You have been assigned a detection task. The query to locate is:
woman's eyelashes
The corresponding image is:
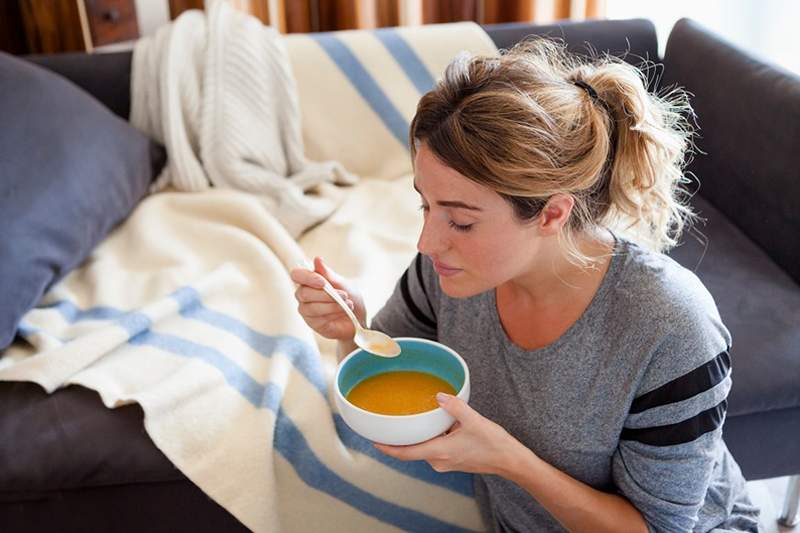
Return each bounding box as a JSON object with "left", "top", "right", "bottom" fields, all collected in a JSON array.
[
  {"left": 448, "top": 220, "right": 474, "bottom": 232},
  {"left": 418, "top": 204, "right": 474, "bottom": 232}
]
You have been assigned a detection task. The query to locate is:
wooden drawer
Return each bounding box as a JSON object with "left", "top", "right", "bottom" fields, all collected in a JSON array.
[{"left": 84, "top": 0, "right": 139, "bottom": 47}]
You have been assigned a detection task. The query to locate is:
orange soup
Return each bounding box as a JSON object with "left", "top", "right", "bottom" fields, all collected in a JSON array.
[{"left": 346, "top": 371, "right": 456, "bottom": 415}]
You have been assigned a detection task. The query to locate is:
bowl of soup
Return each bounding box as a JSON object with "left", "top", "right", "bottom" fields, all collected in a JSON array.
[{"left": 334, "top": 337, "right": 470, "bottom": 445}]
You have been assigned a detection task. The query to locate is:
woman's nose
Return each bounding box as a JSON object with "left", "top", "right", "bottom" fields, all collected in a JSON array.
[{"left": 417, "top": 218, "right": 446, "bottom": 256}]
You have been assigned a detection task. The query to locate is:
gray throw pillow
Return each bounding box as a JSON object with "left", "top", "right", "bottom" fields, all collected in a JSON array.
[{"left": 0, "top": 52, "right": 166, "bottom": 350}]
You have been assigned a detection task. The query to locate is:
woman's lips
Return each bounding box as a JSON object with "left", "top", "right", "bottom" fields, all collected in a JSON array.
[{"left": 433, "top": 261, "right": 461, "bottom": 277}]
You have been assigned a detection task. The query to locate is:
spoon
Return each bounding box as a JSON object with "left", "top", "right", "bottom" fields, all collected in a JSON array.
[{"left": 297, "top": 259, "right": 401, "bottom": 358}]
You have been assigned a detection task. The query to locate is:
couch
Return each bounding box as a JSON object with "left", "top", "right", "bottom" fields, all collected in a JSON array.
[{"left": 1, "top": 17, "right": 798, "bottom": 532}]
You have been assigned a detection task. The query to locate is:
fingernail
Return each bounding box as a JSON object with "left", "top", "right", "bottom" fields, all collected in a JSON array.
[{"left": 436, "top": 392, "right": 450, "bottom": 404}]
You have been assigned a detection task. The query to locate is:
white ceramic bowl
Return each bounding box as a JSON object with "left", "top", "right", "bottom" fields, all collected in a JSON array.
[{"left": 334, "top": 337, "right": 470, "bottom": 445}]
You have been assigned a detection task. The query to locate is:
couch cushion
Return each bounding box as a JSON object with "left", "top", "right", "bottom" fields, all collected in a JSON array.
[
  {"left": 0, "top": 383, "right": 247, "bottom": 531},
  {"left": 0, "top": 52, "right": 166, "bottom": 350},
  {"left": 663, "top": 18, "right": 800, "bottom": 285},
  {"left": 668, "top": 194, "right": 800, "bottom": 417},
  {"left": 0, "top": 382, "right": 180, "bottom": 495}
]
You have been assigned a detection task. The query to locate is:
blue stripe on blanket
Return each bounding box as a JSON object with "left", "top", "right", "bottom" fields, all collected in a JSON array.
[
  {"left": 33, "top": 293, "right": 475, "bottom": 500},
  {"left": 172, "top": 287, "right": 327, "bottom": 394},
  {"left": 332, "top": 413, "right": 473, "bottom": 496},
  {"left": 129, "top": 329, "right": 474, "bottom": 532},
  {"left": 171, "top": 288, "right": 473, "bottom": 498},
  {"left": 275, "top": 407, "right": 475, "bottom": 533},
  {"left": 129, "top": 330, "right": 284, "bottom": 410},
  {"left": 16, "top": 322, "right": 40, "bottom": 337},
  {"left": 17, "top": 321, "right": 69, "bottom": 343},
  {"left": 38, "top": 300, "right": 151, "bottom": 337},
  {"left": 310, "top": 33, "right": 410, "bottom": 149},
  {"left": 374, "top": 28, "right": 436, "bottom": 94}
]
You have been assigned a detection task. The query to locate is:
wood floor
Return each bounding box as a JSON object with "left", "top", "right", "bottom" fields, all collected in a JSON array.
[{"left": 749, "top": 476, "right": 798, "bottom": 532}]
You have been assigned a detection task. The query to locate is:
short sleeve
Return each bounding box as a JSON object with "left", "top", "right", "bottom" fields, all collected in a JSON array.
[
  {"left": 370, "top": 253, "right": 440, "bottom": 341},
  {"left": 612, "top": 302, "right": 733, "bottom": 532}
]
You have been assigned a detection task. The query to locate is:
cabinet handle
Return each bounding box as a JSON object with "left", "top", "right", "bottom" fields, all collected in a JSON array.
[{"left": 103, "top": 9, "right": 121, "bottom": 22}]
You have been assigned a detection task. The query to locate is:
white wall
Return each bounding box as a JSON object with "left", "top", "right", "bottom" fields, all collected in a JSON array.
[
  {"left": 606, "top": 0, "right": 800, "bottom": 74},
  {"left": 135, "top": 0, "right": 171, "bottom": 36}
]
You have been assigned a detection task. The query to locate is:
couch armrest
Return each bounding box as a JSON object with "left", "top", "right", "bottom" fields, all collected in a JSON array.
[
  {"left": 663, "top": 18, "right": 800, "bottom": 284},
  {"left": 24, "top": 51, "right": 133, "bottom": 120}
]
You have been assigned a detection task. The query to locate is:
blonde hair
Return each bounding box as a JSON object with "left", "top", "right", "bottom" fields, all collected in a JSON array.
[{"left": 409, "top": 38, "right": 696, "bottom": 267}]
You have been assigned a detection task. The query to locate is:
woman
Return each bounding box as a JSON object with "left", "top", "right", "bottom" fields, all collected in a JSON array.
[{"left": 291, "top": 39, "right": 759, "bottom": 532}]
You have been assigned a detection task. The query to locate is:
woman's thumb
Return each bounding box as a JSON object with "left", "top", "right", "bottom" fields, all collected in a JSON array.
[
  {"left": 436, "top": 393, "right": 475, "bottom": 423},
  {"left": 313, "top": 257, "right": 344, "bottom": 288}
]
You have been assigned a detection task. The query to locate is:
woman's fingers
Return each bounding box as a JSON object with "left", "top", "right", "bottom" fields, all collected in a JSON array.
[
  {"left": 290, "top": 268, "right": 326, "bottom": 289},
  {"left": 295, "top": 285, "right": 350, "bottom": 304},
  {"left": 306, "top": 313, "right": 355, "bottom": 338},
  {"left": 298, "top": 300, "right": 353, "bottom": 319},
  {"left": 313, "top": 257, "right": 347, "bottom": 289}
]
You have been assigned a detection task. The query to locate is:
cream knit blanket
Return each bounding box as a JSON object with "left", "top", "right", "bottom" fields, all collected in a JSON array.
[{"left": 130, "top": 1, "right": 357, "bottom": 237}]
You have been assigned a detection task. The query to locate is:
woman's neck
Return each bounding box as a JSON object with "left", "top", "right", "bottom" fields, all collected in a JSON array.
[
  {"left": 494, "top": 230, "right": 616, "bottom": 350},
  {"left": 500, "top": 229, "right": 615, "bottom": 309}
]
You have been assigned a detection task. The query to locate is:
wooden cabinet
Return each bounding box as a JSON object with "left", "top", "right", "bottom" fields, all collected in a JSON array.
[
  {"left": 0, "top": 0, "right": 140, "bottom": 54},
  {"left": 83, "top": 0, "right": 140, "bottom": 47}
]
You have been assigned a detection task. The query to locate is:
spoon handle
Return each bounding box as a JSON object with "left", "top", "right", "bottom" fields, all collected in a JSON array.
[
  {"left": 320, "top": 279, "right": 362, "bottom": 331},
  {"left": 293, "top": 257, "right": 362, "bottom": 332}
]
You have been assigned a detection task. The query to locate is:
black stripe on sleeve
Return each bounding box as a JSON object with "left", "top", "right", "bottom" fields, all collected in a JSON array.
[
  {"left": 413, "top": 254, "right": 436, "bottom": 318},
  {"left": 629, "top": 350, "right": 730, "bottom": 414},
  {"left": 400, "top": 269, "right": 437, "bottom": 330},
  {"left": 620, "top": 399, "right": 727, "bottom": 447}
]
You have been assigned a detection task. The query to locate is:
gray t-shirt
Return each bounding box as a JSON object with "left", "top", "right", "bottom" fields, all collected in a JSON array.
[{"left": 371, "top": 238, "right": 760, "bottom": 532}]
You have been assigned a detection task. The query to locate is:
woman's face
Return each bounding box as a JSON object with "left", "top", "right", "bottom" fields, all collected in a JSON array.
[{"left": 414, "top": 143, "right": 544, "bottom": 298}]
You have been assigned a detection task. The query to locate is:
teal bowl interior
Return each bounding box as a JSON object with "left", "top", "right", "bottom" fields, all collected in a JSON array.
[{"left": 338, "top": 338, "right": 465, "bottom": 399}]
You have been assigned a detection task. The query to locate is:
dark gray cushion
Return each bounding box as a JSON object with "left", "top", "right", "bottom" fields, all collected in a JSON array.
[
  {"left": 669, "top": 194, "right": 800, "bottom": 479},
  {"left": 670, "top": 195, "right": 800, "bottom": 416},
  {"left": 663, "top": 18, "right": 800, "bottom": 285},
  {"left": 0, "top": 52, "right": 166, "bottom": 350},
  {"left": 0, "top": 382, "right": 248, "bottom": 532}
]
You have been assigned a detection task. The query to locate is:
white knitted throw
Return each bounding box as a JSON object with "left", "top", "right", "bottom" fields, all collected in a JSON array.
[{"left": 130, "top": 1, "right": 357, "bottom": 237}]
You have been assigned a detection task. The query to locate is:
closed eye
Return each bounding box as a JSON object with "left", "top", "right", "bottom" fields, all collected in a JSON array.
[
  {"left": 420, "top": 203, "right": 474, "bottom": 232},
  {"left": 448, "top": 221, "right": 473, "bottom": 232}
]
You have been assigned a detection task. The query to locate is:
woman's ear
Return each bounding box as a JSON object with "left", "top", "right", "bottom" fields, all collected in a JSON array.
[{"left": 537, "top": 193, "right": 575, "bottom": 235}]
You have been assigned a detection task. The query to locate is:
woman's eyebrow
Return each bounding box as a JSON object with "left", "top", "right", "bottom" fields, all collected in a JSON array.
[{"left": 413, "top": 181, "right": 484, "bottom": 212}]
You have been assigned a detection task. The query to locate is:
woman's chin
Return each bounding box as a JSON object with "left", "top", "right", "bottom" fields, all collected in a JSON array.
[{"left": 439, "top": 274, "right": 484, "bottom": 299}]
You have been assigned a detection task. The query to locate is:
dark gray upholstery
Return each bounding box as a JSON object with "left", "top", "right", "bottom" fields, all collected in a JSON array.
[
  {"left": 670, "top": 196, "right": 800, "bottom": 479},
  {"left": 25, "top": 52, "right": 134, "bottom": 121},
  {"left": 484, "top": 18, "right": 661, "bottom": 89},
  {"left": 0, "top": 381, "right": 248, "bottom": 532},
  {"left": 1, "top": 17, "right": 797, "bottom": 530},
  {"left": 662, "top": 19, "right": 800, "bottom": 480},
  {"left": 663, "top": 19, "right": 800, "bottom": 285}
]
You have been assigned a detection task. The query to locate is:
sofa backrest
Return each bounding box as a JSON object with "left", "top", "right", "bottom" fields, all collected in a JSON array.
[
  {"left": 25, "top": 18, "right": 659, "bottom": 124},
  {"left": 663, "top": 18, "right": 800, "bottom": 284},
  {"left": 484, "top": 18, "right": 659, "bottom": 68},
  {"left": 26, "top": 51, "right": 133, "bottom": 121}
]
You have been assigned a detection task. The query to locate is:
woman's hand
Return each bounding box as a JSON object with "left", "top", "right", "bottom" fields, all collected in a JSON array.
[
  {"left": 374, "top": 393, "right": 528, "bottom": 476},
  {"left": 290, "top": 257, "right": 367, "bottom": 342},
  {"left": 379, "top": 393, "right": 649, "bottom": 533}
]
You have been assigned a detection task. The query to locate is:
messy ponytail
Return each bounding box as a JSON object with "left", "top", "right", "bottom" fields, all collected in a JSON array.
[{"left": 410, "top": 37, "right": 695, "bottom": 267}]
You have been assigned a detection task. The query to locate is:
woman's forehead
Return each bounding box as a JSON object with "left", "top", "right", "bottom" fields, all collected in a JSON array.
[{"left": 413, "top": 145, "right": 492, "bottom": 198}]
